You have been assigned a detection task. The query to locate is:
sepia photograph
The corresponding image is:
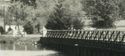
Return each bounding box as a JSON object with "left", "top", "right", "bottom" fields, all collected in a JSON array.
[{"left": 0, "top": 0, "right": 125, "bottom": 56}]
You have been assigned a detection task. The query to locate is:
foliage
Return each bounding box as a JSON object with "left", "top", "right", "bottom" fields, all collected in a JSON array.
[
  {"left": 8, "top": 27, "right": 12, "bottom": 32},
  {"left": 0, "top": 9, "right": 5, "bottom": 17},
  {"left": 23, "top": 22, "right": 33, "bottom": 34},
  {"left": 45, "top": 1, "right": 84, "bottom": 30},
  {"left": 11, "top": 0, "right": 36, "bottom": 6},
  {"left": 7, "top": 1, "right": 43, "bottom": 33},
  {"left": 118, "top": 0, "right": 125, "bottom": 19},
  {"left": 4, "top": 1, "right": 28, "bottom": 25},
  {"left": 0, "top": 0, "right": 85, "bottom": 32},
  {"left": 0, "top": 26, "right": 4, "bottom": 34},
  {"left": 82, "top": 0, "right": 121, "bottom": 28}
]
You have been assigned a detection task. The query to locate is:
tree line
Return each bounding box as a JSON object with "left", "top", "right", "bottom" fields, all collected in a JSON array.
[{"left": 0, "top": 0, "right": 125, "bottom": 34}]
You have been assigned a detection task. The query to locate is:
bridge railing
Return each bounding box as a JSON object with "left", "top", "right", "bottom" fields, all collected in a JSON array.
[{"left": 43, "top": 30, "right": 125, "bottom": 43}]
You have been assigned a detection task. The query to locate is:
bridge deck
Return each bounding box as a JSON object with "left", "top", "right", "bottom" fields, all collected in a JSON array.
[
  {"left": 39, "top": 30, "right": 125, "bottom": 56},
  {"left": 44, "top": 30, "right": 125, "bottom": 43}
]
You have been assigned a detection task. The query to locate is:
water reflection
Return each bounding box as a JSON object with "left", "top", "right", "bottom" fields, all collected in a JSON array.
[
  {"left": 0, "top": 43, "right": 63, "bottom": 56},
  {"left": 0, "top": 43, "right": 39, "bottom": 50}
]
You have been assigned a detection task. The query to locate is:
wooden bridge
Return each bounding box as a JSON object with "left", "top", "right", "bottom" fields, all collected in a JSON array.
[
  {"left": 44, "top": 30, "right": 125, "bottom": 42},
  {"left": 39, "top": 30, "right": 125, "bottom": 56}
]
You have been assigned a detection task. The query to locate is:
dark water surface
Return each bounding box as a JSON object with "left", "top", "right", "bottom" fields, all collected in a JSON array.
[{"left": 1, "top": 40, "right": 124, "bottom": 56}]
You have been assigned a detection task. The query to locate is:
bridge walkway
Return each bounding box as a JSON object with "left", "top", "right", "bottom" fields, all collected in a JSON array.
[{"left": 44, "top": 30, "right": 125, "bottom": 43}]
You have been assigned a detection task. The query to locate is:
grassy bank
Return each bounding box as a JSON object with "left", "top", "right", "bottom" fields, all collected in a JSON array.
[
  {"left": 0, "top": 36, "right": 19, "bottom": 44},
  {"left": 0, "top": 35, "right": 41, "bottom": 44}
]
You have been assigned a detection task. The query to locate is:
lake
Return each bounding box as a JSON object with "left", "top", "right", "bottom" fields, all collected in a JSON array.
[{"left": 0, "top": 42, "right": 64, "bottom": 56}]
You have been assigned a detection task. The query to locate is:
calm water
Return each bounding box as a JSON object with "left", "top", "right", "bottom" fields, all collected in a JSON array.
[
  {"left": 0, "top": 42, "right": 64, "bottom": 56},
  {"left": 1, "top": 40, "right": 122, "bottom": 56}
]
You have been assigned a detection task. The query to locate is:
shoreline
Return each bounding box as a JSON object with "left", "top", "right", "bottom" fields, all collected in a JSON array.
[
  {"left": 0, "top": 50, "right": 57, "bottom": 56},
  {"left": 0, "top": 35, "right": 41, "bottom": 44}
]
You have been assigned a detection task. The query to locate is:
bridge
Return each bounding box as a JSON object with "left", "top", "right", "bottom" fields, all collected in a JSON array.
[
  {"left": 44, "top": 30, "right": 125, "bottom": 42},
  {"left": 39, "top": 30, "right": 125, "bottom": 56}
]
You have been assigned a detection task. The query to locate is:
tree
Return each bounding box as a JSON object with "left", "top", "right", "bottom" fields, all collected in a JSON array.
[
  {"left": 23, "top": 22, "right": 33, "bottom": 34},
  {"left": 10, "top": 0, "right": 55, "bottom": 33},
  {"left": 82, "top": 0, "right": 121, "bottom": 28},
  {"left": 6, "top": 1, "right": 28, "bottom": 34},
  {"left": 45, "top": 1, "right": 84, "bottom": 30},
  {"left": 11, "top": 0, "right": 36, "bottom": 6},
  {"left": 118, "top": 0, "right": 125, "bottom": 19},
  {"left": 9, "top": 0, "right": 55, "bottom": 33},
  {"left": 0, "top": 26, "right": 4, "bottom": 34},
  {"left": 9, "top": 0, "right": 41, "bottom": 33}
]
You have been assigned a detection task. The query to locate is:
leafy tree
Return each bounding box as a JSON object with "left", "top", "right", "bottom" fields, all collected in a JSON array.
[
  {"left": 6, "top": 1, "right": 28, "bottom": 34},
  {"left": 118, "top": 0, "right": 125, "bottom": 19},
  {"left": 0, "top": 9, "right": 5, "bottom": 17},
  {"left": 0, "top": 1, "right": 27, "bottom": 33},
  {"left": 45, "top": 1, "right": 84, "bottom": 30},
  {"left": 8, "top": 1, "right": 40, "bottom": 33},
  {"left": 0, "top": 26, "right": 4, "bottom": 34},
  {"left": 82, "top": 0, "right": 121, "bottom": 28},
  {"left": 23, "top": 22, "right": 33, "bottom": 34},
  {"left": 11, "top": 0, "right": 36, "bottom": 6}
]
